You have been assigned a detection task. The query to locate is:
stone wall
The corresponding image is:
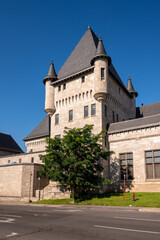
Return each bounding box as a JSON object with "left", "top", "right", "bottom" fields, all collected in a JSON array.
[
  {"left": 51, "top": 70, "right": 103, "bottom": 138},
  {"left": 25, "top": 137, "right": 46, "bottom": 153},
  {"left": 0, "top": 151, "right": 45, "bottom": 165},
  {"left": 108, "top": 125, "right": 160, "bottom": 192}
]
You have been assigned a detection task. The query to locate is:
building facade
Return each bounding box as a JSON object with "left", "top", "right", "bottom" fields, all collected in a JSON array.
[{"left": 0, "top": 26, "right": 160, "bottom": 201}]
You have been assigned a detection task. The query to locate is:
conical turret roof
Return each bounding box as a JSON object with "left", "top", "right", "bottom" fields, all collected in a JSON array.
[
  {"left": 127, "top": 76, "right": 138, "bottom": 97},
  {"left": 96, "top": 37, "right": 107, "bottom": 55},
  {"left": 43, "top": 60, "right": 57, "bottom": 84},
  {"left": 91, "top": 36, "right": 111, "bottom": 65}
]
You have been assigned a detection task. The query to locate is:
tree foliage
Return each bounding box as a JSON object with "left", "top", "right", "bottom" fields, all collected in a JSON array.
[{"left": 40, "top": 125, "right": 112, "bottom": 200}]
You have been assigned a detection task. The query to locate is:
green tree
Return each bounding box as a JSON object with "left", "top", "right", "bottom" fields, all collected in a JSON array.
[{"left": 40, "top": 125, "right": 111, "bottom": 200}]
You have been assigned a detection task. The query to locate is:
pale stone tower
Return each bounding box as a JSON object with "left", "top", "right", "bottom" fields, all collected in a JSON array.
[
  {"left": 91, "top": 37, "right": 111, "bottom": 103},
  {"left": 43, "top": 60, "right": 57, "bottom": 116}
]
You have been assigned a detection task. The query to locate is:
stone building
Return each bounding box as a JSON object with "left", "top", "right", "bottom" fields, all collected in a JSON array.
[{"left": 0, "top": 26, "right": 160, "bottom": 201}]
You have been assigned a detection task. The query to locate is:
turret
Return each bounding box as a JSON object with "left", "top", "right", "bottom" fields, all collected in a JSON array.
[
  {"left": 91, "top": 37, "right": 111, "bottom": 102},
  {"left": 127, "top": 76, "right": 138, "bottom": 98},
  {"left": 43, "top": 60, "right": 57, "bottom": 116},
  {"left": 127, "top": 76, "right": 138, "bottom": 118}
]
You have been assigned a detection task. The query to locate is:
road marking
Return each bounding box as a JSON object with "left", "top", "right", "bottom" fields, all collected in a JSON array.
[
  {"left": 0, "top": 214, "right": 21, "bottom": 218},
  {"left": 114, "top": 216, "right": 160, "bottom": 222},
  {"left": 94, "top": 225, "right": 160, "bottom": 234},
  {"left": 6, "top": 232, "right": 18, "bottom": 238},
  {"left": 52, "top": 209, "right": 82, "bottom": 212},
  {"left": 0, "top": 217, "right": 15, "bottom": 223}
]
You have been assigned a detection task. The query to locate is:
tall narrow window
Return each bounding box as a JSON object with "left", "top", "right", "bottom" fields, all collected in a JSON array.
[
  {"left": 55, "top": 114, "right": 59, "bottom": 125},
  {"left": 69, "top": 110, "right": 73, "bottom": 121},
  {"left": 84, "top": 106, "right": 89, "bottom": 118},
  {"left": 101, "top": 68, "right": 105, "bottom": 79},
  {"left": 58, "top": 85, "right": 61, "bottom": 92},
  {"left": 116, "top": 114, "right": 119, "bottom": 122},
  {"left": 145, "top": 150, "right": 160, "bottom": 179},
  {"left": 112, "top": 111, "right": 115, "bottom": 122},
  {"left": 31, "top": 157, "right": 34, "bottom": 163},
  {"left": 91, "top": 104, "right": 96, "bottom": 116},
  {"left": 63, "top": 83, "right": 66, "bottom": 90},
  {"left": 81, "top": 76, "right": 85, "bottom": 83},
  {"left": 120, "top": 153, "right": 133, "bottom": 180},
  {"left": 104, "top": 105, "right": 107, "bottom": 117}
]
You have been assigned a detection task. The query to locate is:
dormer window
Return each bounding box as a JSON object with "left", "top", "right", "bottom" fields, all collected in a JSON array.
[{"left": 101, "top": 68, "right": 105, "bottom": 80}]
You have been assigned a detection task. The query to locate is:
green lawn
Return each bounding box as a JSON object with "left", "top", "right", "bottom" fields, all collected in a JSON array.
[{"left": 33, "top": 192, "right": 160, "bottom": 208}]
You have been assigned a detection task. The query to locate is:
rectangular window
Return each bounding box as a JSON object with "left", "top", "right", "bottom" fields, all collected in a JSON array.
[
  {"left": 84, "top": 106, "right": 89, "bottom": 118},
  {"left": 145, "top": 150, "right": 160, "bottom": 179},
  {"left": 69, "top": 110, "right": 73, "bottom": 121},
  {"left": 55, "top": 135, "right": 61, "bottom": 139},
  {"left": 31, "top": 157, "right": 34, "bottom": 163},
  {"left": 55, "top": 114, "right": 59, "bottom": 125},
  {"left": 58, "top": 85, "right": 61, "bottom": 92},
  {"left": 63, "top": 83, "right": 66, "bottom": 90},
  {"left": 81, "top": 76, "right": 85, "bottom": 83},
  {"left": 19, "top": 159, "right": 21, "bottom": 163},
  {"left": 101, "top": 68, "right": 105, "bottom": 79},
  {"left": 91, "top": 104, "right": 96, "bottom": 116},
  {"left": 104, "top": 105, "right": 107, "bottom": 117},
  {"left": 119, "top": 153, "right": 133, "bottom": 180},
  {"left": 112, "top": 111, "right": 115, "bottom": 122},
  {"left": 116, "top": 114, "right": 119, "bottom": 122}
]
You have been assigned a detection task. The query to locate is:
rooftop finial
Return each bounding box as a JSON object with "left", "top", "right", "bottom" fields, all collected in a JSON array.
[
  {"left": 88, "top": 24, "right": 90, "bottom": 29},
  {"left": 51, "top": 59, "right": 53, "bottom": 63},
  {"left": 128, "top": 75, "right": 131, "bottom": 80},
  {"left": 99, "top": 35, "right": 102, "bottom": 40}
]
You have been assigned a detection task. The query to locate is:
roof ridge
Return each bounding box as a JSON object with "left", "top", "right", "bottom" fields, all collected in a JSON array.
[
  {"left": 110, "top": 113, "right": 160, "bottom": 126},
  {"left": 138, "top": 101, "right": 160, "bottom": 108}
]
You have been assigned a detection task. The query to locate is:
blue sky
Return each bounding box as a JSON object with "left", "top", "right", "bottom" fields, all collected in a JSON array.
[{"left": 0, "top": 0, "right": 160, "bottom": 151}]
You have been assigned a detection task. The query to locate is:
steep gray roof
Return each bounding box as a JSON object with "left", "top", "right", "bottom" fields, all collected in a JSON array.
[
  {"left": 23, "top": 115, "right": 50, "bottom": 141},
  {"left": 57, "top": 27, "right": 98, "bottom": 80},
  {"left": 108, "top": 63, "right": 126, "bottom": 89},
  {"left": 108, "top": 114, "right": 160, "bottom": 134},
  {"left": 0, "top": 133, "right": 23, "bottom": 153},
  {"left": 57, "top": 27, "right": 131, "bottom": 96},
  {"left": 136, "top": 102, "right": 160, "bottom": 118}
]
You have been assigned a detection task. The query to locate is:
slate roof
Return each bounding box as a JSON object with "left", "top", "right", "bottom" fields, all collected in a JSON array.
[
  {"left": 57, "top": 27, "right": 98, "bottom": 80},
  {"left": 0, "top": 133, "right": 23, "bottom": 153},
  {"left": 136, "top": 102, "right": 160, "bottom": 118},
  {"left": 43, "top": 60, "right": 57, "bottom": 84},
  {"left": 126, "top": 76, "right": 138, "bottom": 97},
  {"left": 56, "top": 27, "right": 130, "bottom": 95},
  {"left": 23, "top": 115, "right": 50, "bottom": 141},
  {"left": 108, "top": 113, "right": 160, "bottom": 134}
]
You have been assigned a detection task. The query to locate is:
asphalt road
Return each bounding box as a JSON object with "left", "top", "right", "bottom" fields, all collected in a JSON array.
[{"left": 0, "top": 204, "right": 160, "bottom": 240}]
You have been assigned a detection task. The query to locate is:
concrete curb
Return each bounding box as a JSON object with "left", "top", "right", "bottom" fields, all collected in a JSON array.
[{"left": 1, "top": 202, "right": 160, "bottom": 213}]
